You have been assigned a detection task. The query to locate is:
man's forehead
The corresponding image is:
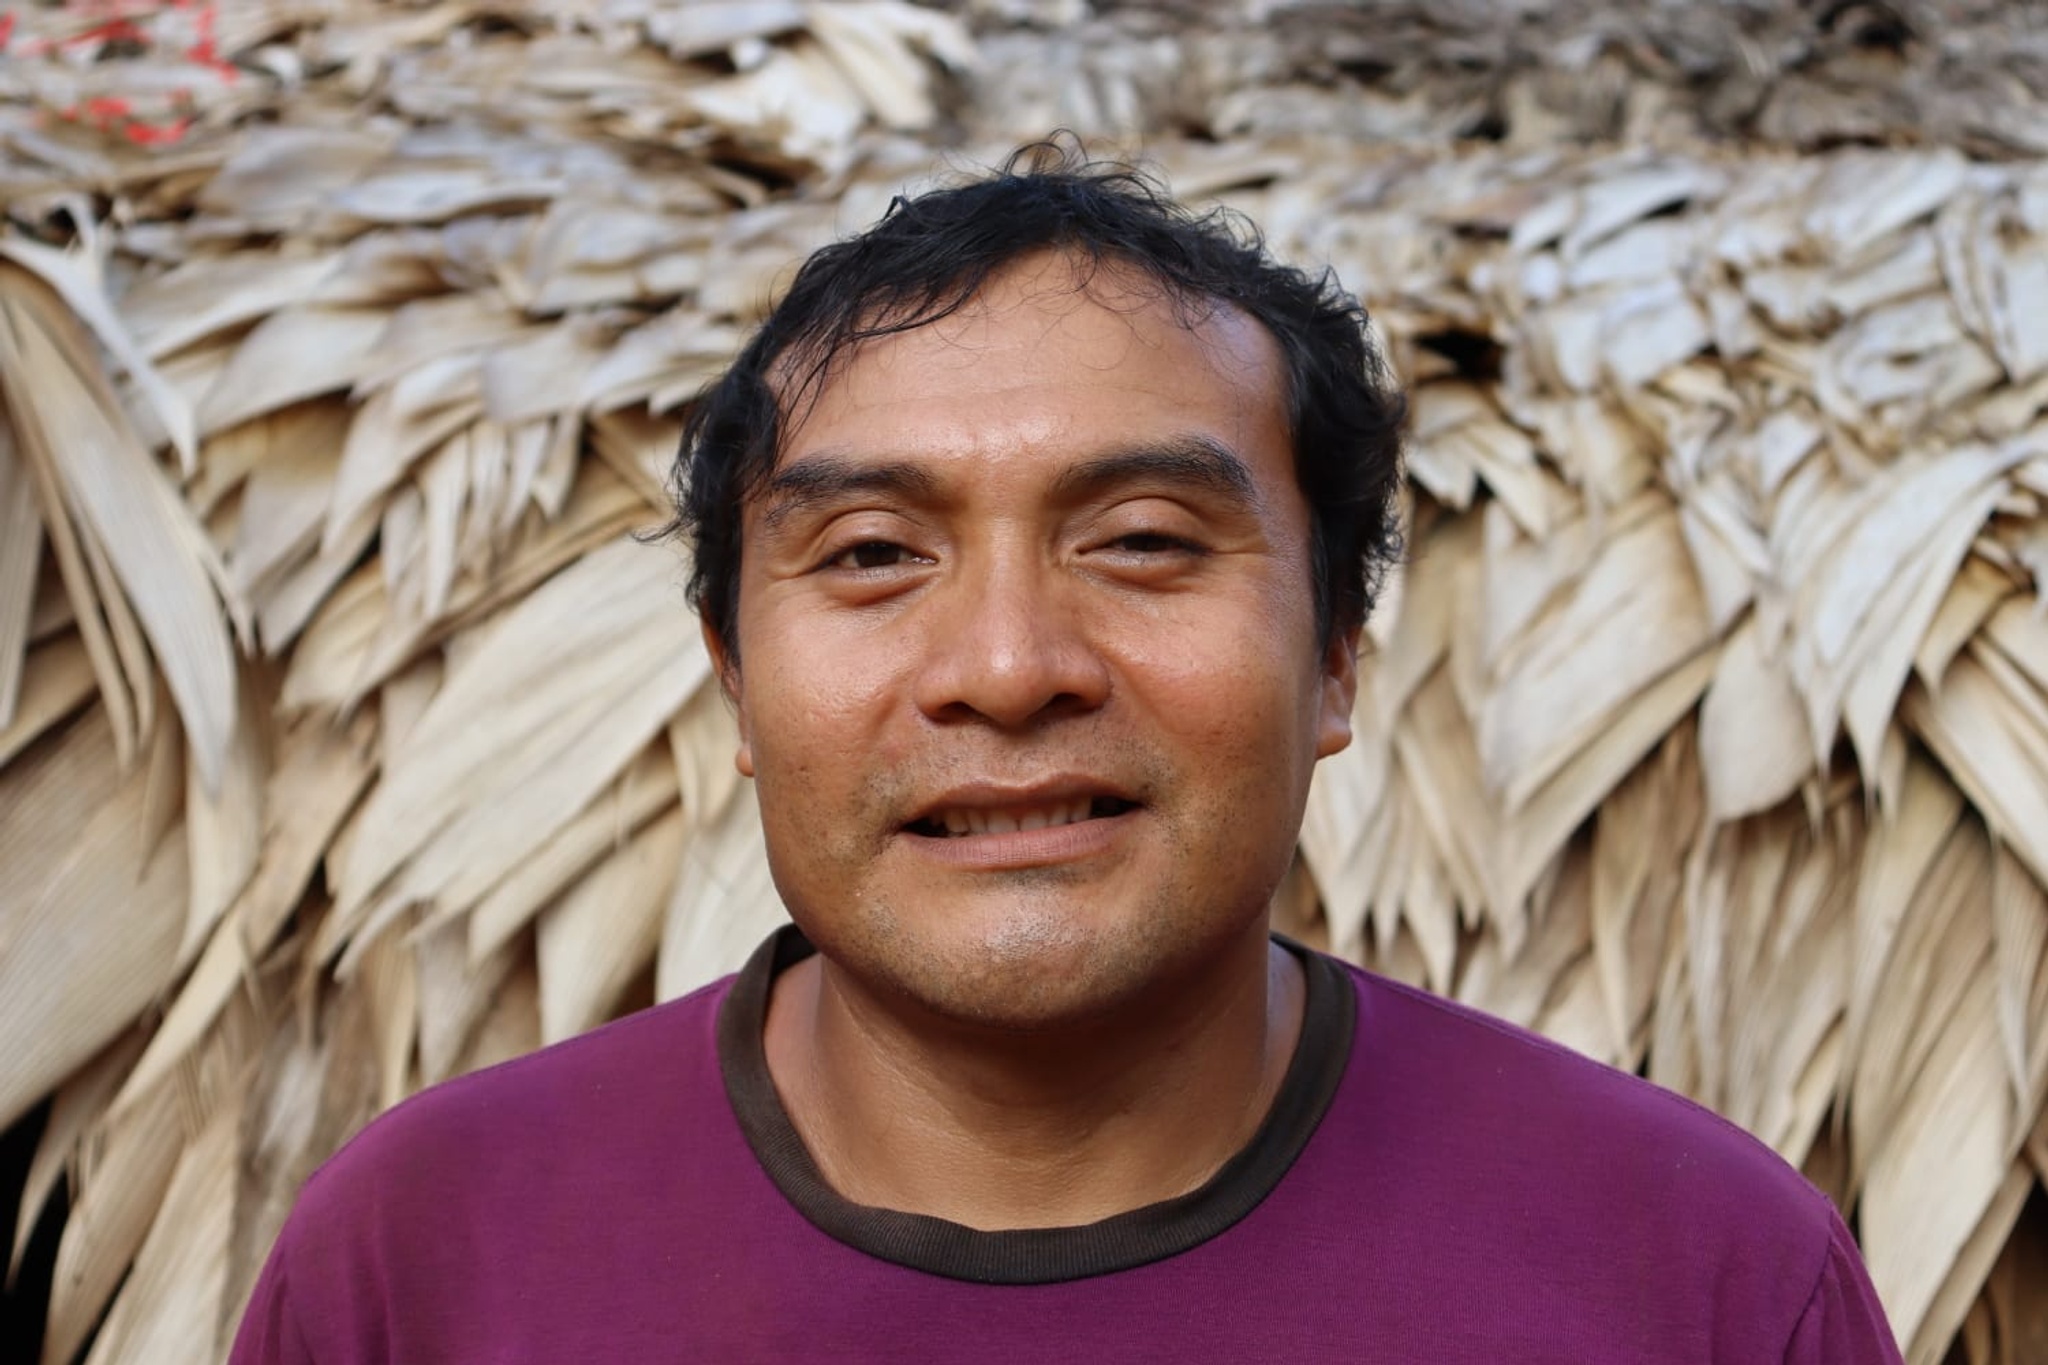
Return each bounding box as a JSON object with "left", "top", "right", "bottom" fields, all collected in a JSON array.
[{"left": 765, "top": 251, "right": 1285, "bottom": 472}]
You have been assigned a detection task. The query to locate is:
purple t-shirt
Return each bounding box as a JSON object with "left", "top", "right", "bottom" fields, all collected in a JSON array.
[{"left": 230, "top": 929, "right": 1901, "bottom": 1362}]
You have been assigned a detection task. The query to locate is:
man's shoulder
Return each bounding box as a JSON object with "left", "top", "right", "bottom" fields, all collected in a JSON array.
[
  {"left": 1325, "top": 957, "right": 1836, "bottom": 1256},
  {"left": 243, "top": 973, "right": 760, "bottom": 1360},
  {"left": 294, "top": 971, "right": 736, "bottom": 1225},
  {"left": 1258, "top": 957, "right": 1895, "bottom": 1359}
]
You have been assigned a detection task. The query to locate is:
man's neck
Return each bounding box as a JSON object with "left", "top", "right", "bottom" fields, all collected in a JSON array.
[{"left": 760, "top": 926, "right": 1307, "bottom": 1230}]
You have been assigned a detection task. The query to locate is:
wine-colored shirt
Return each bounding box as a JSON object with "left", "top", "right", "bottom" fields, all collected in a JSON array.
[{"left": 230, "top": 928, "right": 1901, "bottom": 1362}]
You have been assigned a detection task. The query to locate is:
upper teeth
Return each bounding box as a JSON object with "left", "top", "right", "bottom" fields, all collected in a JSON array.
[{"left": 937, "top": 800, "right": 1096, "bottom": 836}]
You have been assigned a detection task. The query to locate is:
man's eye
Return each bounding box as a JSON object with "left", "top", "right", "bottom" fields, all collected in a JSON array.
[
  {"left": 1111, "top": 532, "right": 1201, "bottom": 555},
  {"left": 826, "top": 541, "right": 919, "bottom": 571}
]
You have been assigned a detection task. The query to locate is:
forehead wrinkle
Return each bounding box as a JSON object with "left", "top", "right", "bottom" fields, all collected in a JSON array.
[{"left": 757, "top": 454, "right": 940, "bottom": 534}]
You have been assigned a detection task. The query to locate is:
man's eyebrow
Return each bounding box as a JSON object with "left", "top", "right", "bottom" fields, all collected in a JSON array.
[
  {"left": 756, "top": 436, "right": 1260, "bottom": 533},
  {"left": 1049, "top": 435, "right": 1262, "bottom": 509},
  {"left": 757, "top": 455, "right": 940, "bottom": 534}
]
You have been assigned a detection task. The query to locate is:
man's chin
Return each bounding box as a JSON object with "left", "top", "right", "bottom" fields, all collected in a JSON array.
[{"left": 838, "top": 915, "right": 1164, "bottom": 1034}]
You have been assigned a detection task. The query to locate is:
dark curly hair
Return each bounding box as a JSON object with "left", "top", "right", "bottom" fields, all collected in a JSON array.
[{"left": 667, "top": 139, "right": 1406, "bottom": 664}]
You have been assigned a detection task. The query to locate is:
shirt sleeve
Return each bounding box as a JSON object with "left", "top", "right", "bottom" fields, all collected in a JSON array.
[
  {"left": 1782, "top": 1207, "right": 1905, "bottom": 1365},
  {"left": 226, "top": 1231, "right": 318, "bottom": 1365}
]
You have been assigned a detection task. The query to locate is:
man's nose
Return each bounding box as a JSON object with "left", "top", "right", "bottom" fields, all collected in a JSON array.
[{"left": 910, "top": 552, "right": 1112, "bottom": 729}]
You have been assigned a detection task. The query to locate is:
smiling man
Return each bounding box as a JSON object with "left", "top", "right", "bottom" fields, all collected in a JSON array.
[{"left": 229, "top": 146, "right": 1901, "bottom": 1363}]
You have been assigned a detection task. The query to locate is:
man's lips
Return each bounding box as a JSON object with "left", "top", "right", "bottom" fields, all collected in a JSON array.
[
  {"left": 897, "top": 793, "right": 1141, "bottom": 871},
  {"left": 903, "top": 794, "right": 1138, "bottom": 839},
  {"left": 900, "top": 779, "right": 1141, "bottom": 841}
]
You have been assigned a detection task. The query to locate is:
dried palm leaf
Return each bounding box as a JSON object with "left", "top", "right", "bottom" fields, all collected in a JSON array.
[
  {"left": 0, "top": 266, "right": 245, "bottom": 791},
  {"left": 0, "top": 709, "right": 186, "bottom": 1135},
  {"left": 537, "top": 806, "right": 686, "bottom": 1043},
  {"left": 78, "top": 1099, "right": 241, "bottom": 1365}
]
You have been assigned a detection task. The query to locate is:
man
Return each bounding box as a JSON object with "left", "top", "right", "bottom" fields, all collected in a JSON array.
[{"left": 230, "top": 145, "right": 1901, "bottom": 1362}]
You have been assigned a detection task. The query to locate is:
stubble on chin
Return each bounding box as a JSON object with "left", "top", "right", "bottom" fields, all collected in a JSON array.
[{"left": 821, "top": 868, "right": 1196, "bottom": 1034}]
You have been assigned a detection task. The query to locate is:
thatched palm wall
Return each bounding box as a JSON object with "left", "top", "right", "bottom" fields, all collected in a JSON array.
[{"left": 4, "top": 1, "right": 2047, "bottom": 1361}]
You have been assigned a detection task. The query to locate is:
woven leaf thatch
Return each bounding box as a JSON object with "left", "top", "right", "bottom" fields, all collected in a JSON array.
[{"left": 7, "top": 2, "right": 2048, "bottom": 1362}]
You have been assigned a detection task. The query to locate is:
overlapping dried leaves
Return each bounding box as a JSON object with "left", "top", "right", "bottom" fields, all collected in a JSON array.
[{"left": 5, "top": 2, "right": 2048, "bottom": 1362}]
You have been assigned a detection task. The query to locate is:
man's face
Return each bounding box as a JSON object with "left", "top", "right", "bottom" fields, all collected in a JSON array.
[{"left": 720, "top": 250, "right": 1356, "bottom": 1029}]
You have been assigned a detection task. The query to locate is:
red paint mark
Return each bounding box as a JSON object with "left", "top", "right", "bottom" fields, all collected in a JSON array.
[
  {"left": 122, "top": 114, "right": 193, "bottom": 145},
  {"left": 16, "top": 1, "right": 226, "bottom": 143},
  {"left": 184, "top": 2, "right": 234, "bottom": 78},
  {"left": 67, "top": 17, "right": 149, "bottom": 47}
]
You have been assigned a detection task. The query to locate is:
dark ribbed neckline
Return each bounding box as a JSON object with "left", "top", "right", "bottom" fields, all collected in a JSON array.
[{"left": 716, "top": 925, "right": 1356, "bottom": 1285}]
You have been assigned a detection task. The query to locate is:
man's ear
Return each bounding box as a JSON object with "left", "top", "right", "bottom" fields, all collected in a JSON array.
[
  {"left": 1315, "top": 625, "right": 1361, "bottom": 760},
  {"left": 701, "top": 618, "right": 755, "bottom": 778}
]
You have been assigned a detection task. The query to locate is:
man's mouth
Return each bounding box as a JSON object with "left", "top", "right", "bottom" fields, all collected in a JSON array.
[{"left": 905, "top": 796, "right": 1138, "bottom": 839}]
